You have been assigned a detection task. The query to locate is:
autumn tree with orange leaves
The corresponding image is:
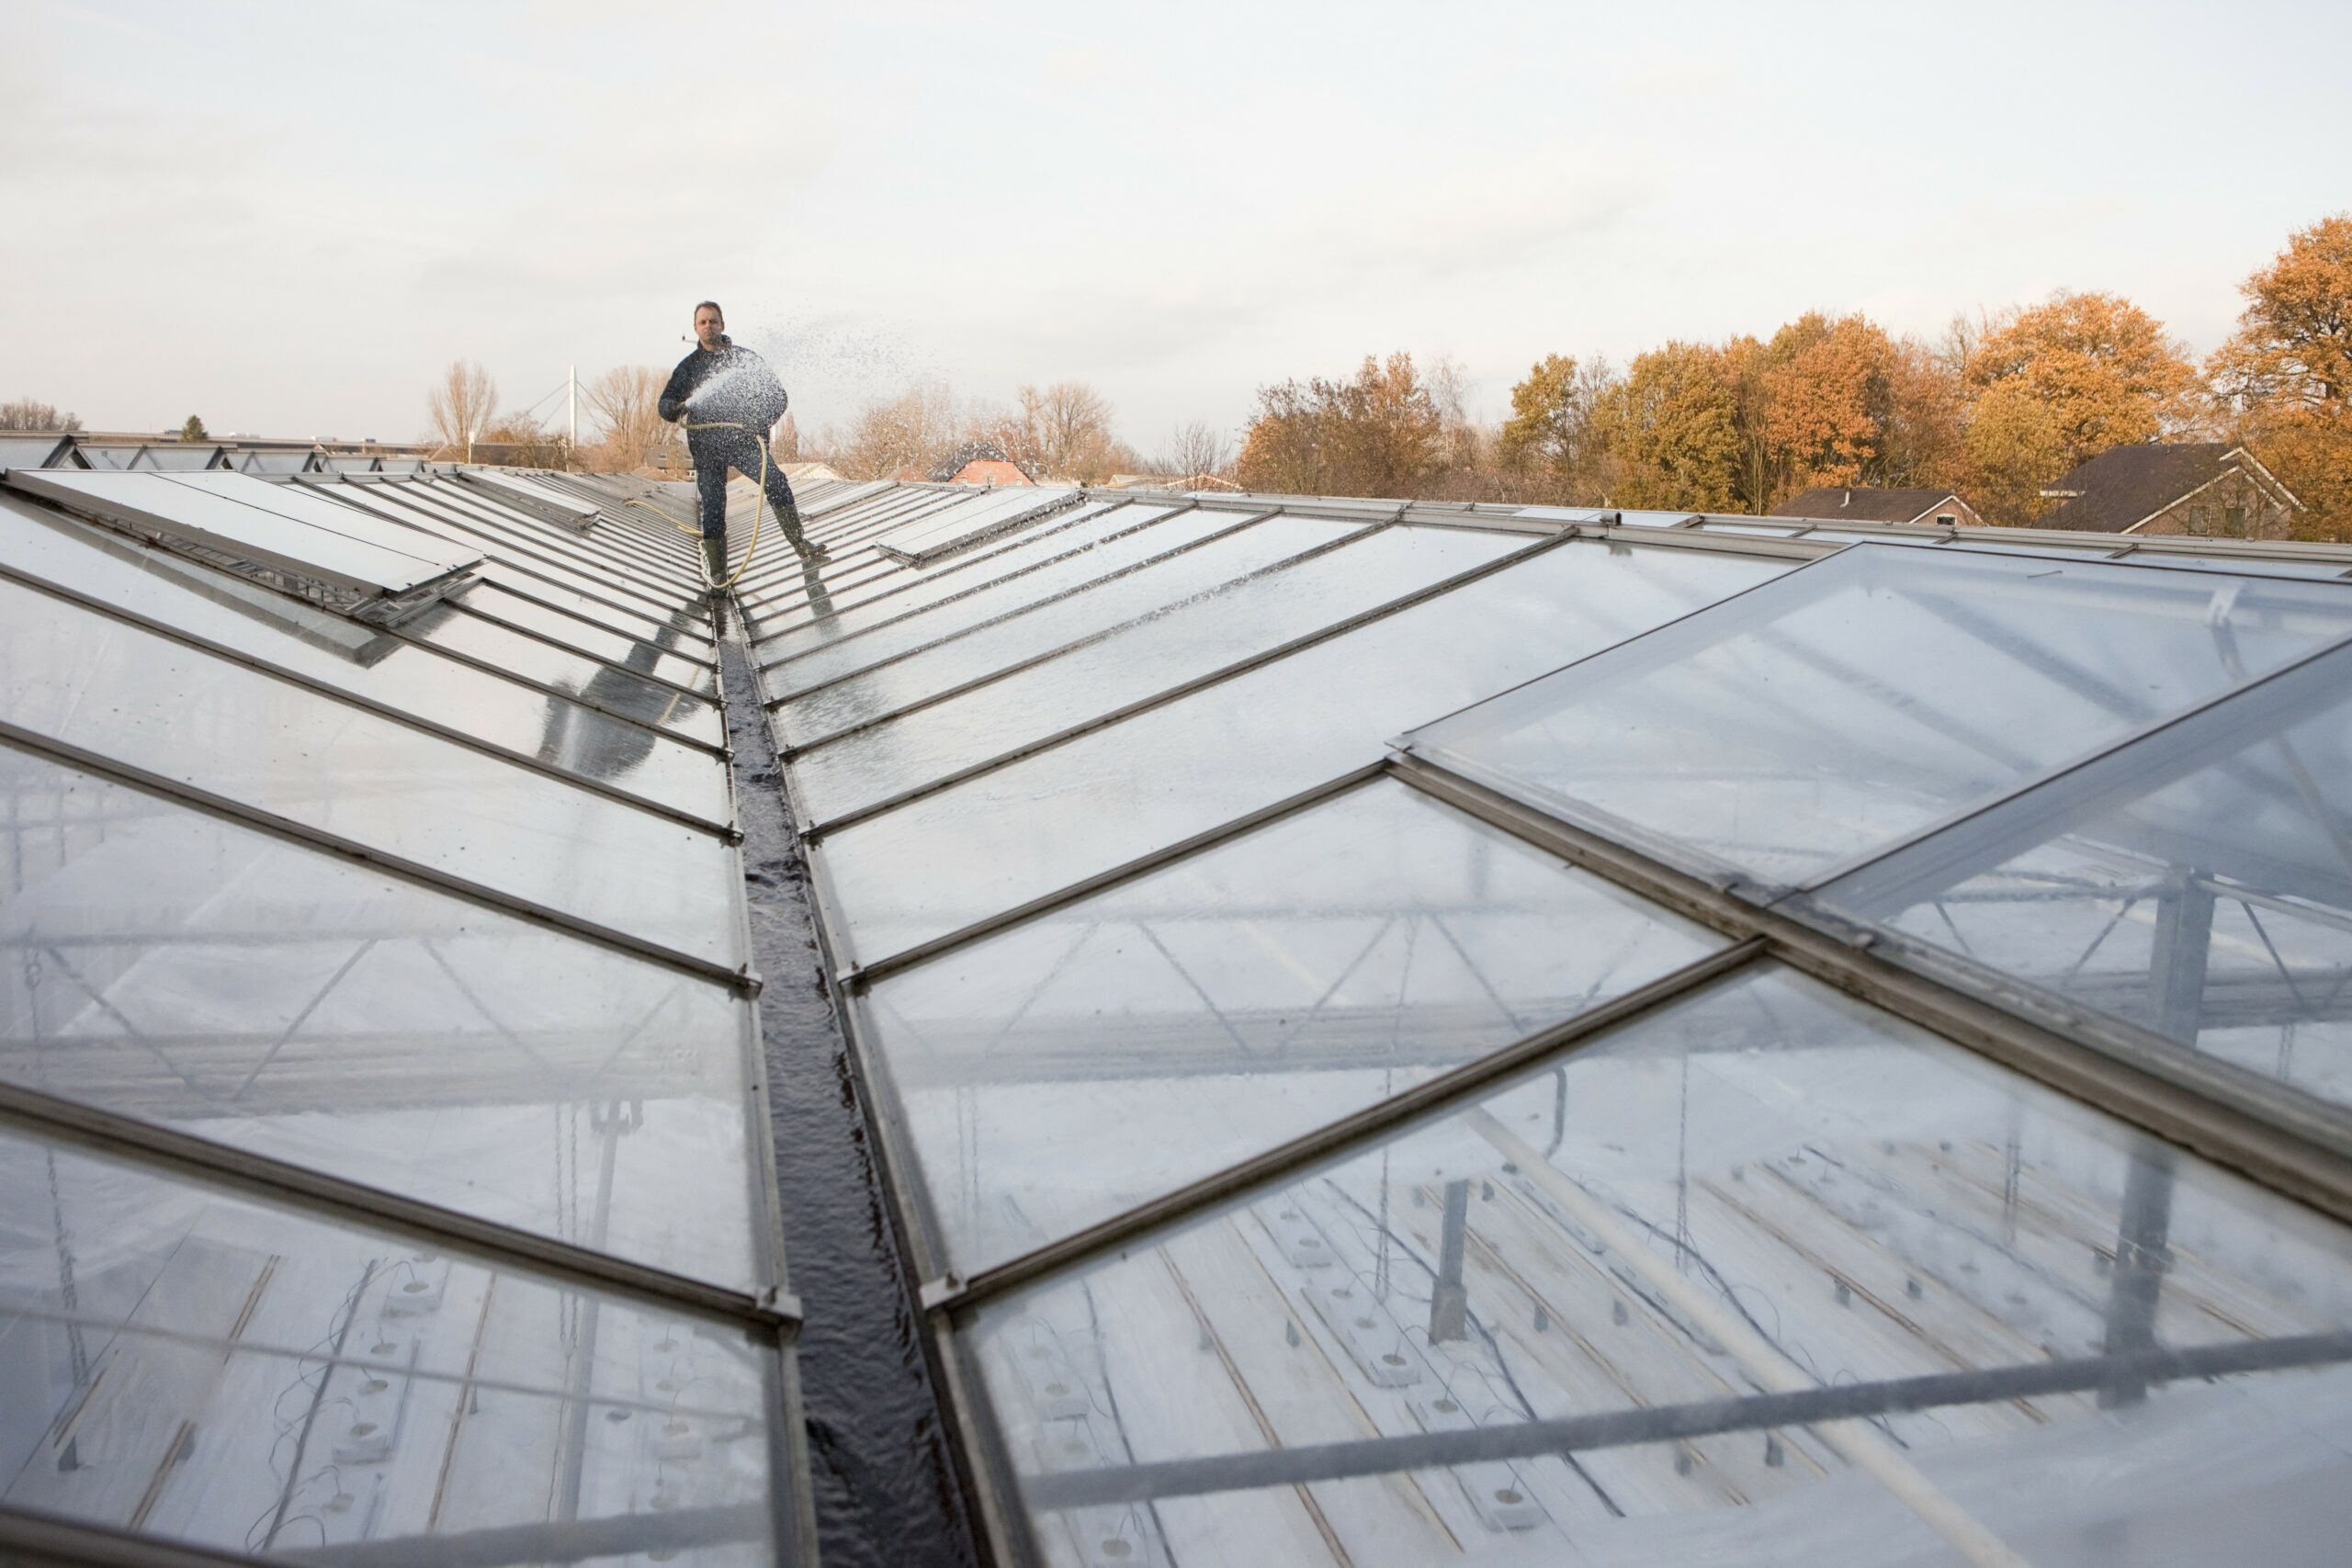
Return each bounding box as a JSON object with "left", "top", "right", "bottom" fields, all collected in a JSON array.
[
  {"left": 1236, "top": 353, "right": 1445, "bottom": 497},
  {"left": 1960, "top": 292, "right": 2205, "bottom": 524},
  {"left": 2211, "top": 213, "right": 2352, "bottom": 537}
]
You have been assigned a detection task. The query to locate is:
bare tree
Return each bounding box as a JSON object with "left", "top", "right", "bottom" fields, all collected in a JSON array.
[
  {"left": 987, "top": 381, "right": 1120, "bottom": 482},
  {"left": 0, "top": 399, "right": 82, "bottom": 432},
  {"left": 425, "top": 360, "right": 498, "bottom": 457},
  {"left": 1157, "top": 421, "right": 1232, "bottom": 484},
  {"left": 838, "top": 382, "right": 959, "bottom": 479},
  {"left": 582, "top": 366, "right": 674, "bottom": 471}
]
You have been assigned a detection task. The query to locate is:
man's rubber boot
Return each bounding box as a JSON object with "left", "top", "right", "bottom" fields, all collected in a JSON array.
[{"left": 704, "top": 536, "right": 729, "bottom": 636}]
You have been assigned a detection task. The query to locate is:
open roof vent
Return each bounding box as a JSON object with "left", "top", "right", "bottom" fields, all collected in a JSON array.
[{"left": 4, "top": 468, "right": 481, "bottom": 624}]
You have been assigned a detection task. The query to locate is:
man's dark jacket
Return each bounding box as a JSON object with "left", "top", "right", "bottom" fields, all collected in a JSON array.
[{"left": 659, "top": 337, "right": 789, "bottom": 457}]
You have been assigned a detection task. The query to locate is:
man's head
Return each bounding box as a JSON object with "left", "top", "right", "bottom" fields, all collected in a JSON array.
[{"left": 693, "top": 300, "right": 726, "bottom": 351}]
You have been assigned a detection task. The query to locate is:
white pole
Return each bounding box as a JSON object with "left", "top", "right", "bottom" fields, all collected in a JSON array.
[{"left": 567, "top": 364, "right": 577, "bottom": 471}]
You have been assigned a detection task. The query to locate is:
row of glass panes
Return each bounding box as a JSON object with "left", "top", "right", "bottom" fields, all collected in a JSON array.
[
  {"left": 0, "top": 469, "right": 797, "bottom": 1565},
  {"left": 753, "top": 491, "right": 2352, "bottom": 1566}
]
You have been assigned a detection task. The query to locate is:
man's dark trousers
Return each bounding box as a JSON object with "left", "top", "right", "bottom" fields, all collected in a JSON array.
[{"left": 693, "top": 432, "right": 809, "bottom": 553}]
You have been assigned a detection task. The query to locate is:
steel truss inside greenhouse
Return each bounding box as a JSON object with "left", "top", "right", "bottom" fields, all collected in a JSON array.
[{"left": 5, "top": 446, "right": 2352, "bottom": 1568}]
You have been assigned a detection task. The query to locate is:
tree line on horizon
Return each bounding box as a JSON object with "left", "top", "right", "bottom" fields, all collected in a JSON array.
[
  {"left": 1232, "top": 212, "right": 2351, "bottom": 538},
  {"left": 391, "top": 211, "right": 2346, "bottom": 538}
]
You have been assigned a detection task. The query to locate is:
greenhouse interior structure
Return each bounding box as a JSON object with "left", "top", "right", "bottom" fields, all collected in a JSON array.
[{"left": 3, "top": 436, "right": 2352, "bottom": 1568}]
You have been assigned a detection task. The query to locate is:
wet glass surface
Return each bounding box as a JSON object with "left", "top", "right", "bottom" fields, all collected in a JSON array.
[
  {"left": 0, "top": 579, "right": 742, "bottom": 967},
  {"left": 751, "top": 504, "right": 1182, "bottom": 659},
  {"left": 0, "top": 499, "right": 728, "bottom": 824},
  {"left": 769, "top": 514, "right": 1361, "bottom": 750},
  {"left": 1819, "top": 639, "right": 2352, "bottom": 1110},
  {"left": 1404, "top": 544, "right": 2352, "bottom": 890},
  {"left": 969, "top": 963, "right": 2352, "bottom": 1568},
  {"left": 788, "top": 524, "right": 1519, "bottom": 824},
  {"left": 815, "top": 539, "right": 1788, "bottom": 965},
  {"left": 0, "top": 1124, "right": 777, "bottom": 1563},
  {"left": 865, "top": 778, "right": 1726, "bottom": 1274},
  {"left": 0, "top": 746, "right": 763, "bottom": 1286},
  {"left": 402, "top": 600, "right": 725, "bottom": 748}
]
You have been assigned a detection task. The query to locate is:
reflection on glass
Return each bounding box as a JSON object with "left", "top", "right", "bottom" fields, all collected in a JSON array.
[
  {"left": 819, "top": 540, "right": 1787, "bottom": 964},
  {"left": 1820, "top": 639, "right": 2352, "bottom": 1109},
  {"left": 768, "top": 515, "right": 1356, "bottom": 750},
  {"left": 0, "top": 1127, "right": 776, "bottom": 1564},
  {"left": 0, "top": 580, "right": 743, "bottom": 966},
  {"left": 753, "top": 504, "right": 1183, "bottom": 664},
  {"left": 969, "top": 964, "right": 2352, "bottom": 1568},
  {"left": 791, "top": 524, "right": 1517, "bottom": 823},
  {"left": 1403, "top": 544, "right": 2352, "bottom": 890},
  {"left": 0, "top": 748, "right": 763, "bottom": 1288},
  {"left": 865, "top": 780, "right": 1725, "bottom": 1274},
  {"left": 0, "top": 499, "right": 727, "bottom": 823}
]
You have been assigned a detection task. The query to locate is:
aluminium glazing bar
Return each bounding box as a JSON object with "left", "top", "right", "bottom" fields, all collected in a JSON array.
[
  {"left": 754, "top": 501, "right": 1199, "bottom": 662},
  {"left": 800, "top": 524, "right": 1577, "bottom": 840},
  {"left": 767, "top": 509, "right": 1298, "bottom": 732},
  {"left": 0, "top": 1073, "right": 797, "bottom": 1328},
  {"left": 1388, "top": 750, "right": 2352, "bottom": 1224},
  {"left": 1798, "top": 626, "right": 2352, "bottom": 893},
  {"left": 1023, "top": 1329, "right": 2352, "bottom": 1509},
  {"left": 833, "top": 759, "right": 1395, "bottom": 988},
  {"left": 0, "top": 1506, "right": 266, "bottom": 1568},
  {"left": 916, "top": 937, "right": 1768, "bottom": 1312},
  {"left": 0, "top": 718, "right": 759, "bottom": 993},
  {"left": 427, "top": 477, "right": 707, "bottom": 598},
  {"left": 334, "top": 482, "right": 708, "bottom": 635}
]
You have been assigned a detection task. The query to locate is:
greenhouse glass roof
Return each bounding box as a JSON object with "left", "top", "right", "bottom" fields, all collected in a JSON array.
[{"left": 6, "top": 442, "right": 2352, "bottom": 1568}]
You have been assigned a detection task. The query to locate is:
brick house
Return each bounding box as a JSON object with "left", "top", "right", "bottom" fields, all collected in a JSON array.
[{"left": 2033, "top": 444, "right": 2301, "bottom": 538}]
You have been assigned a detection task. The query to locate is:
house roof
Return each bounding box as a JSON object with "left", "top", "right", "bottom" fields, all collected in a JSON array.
[
  {"left": 926, "top": 438, "right": 1017, "bottom": 482},
  {"left": 1778, "top": 486, "right": 1963, "bottom": 525},
  {"left": 944, "top": 457, "right": 1032, "bottom": 487},
  {"left": 2033, "top": 443, "right": 2296, "bottom": 533}
]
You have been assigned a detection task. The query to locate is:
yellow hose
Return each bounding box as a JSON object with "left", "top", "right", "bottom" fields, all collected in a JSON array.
[{"left": 616, "top": 421, "right": 776, "bottom": 589}]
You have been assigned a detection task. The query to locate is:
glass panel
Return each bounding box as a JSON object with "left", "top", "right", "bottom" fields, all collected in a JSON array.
[
  {"left": 875, "top": 488, "right": 1083, "bottom": 565},
  {"left": 772, "top": 515, "right": 1363, "bottom": 750},
  {"left": 404, "top": 601, "right": 725, "bottom": 749},
  {"left": 422, "top": 486, "right": 704, "bottom": 602},
  {"left": 741, "top": 494, "right": 1091, "bottom": 626},
  {"left": 1404, "top": 544, "right": 2352, "bottom": 891},
  {"left": 356, "top": 487, "right": 699, "bottom": 628},
  {"left": 750, "top": 503, "right": 1180, "bottom": 656},
  {"left": 5, "top": 470, "right": 477, "bottom": 596},
  {"left": 0, "top": 500, "right": 729, "bottom": 825},
  {"left": 865, "top": 779, "right": 1727, "bottom": 1274},
  {"left": 969, "top": 964, "right": 2352, "bottom": 1568},
  {"left": 460, "top": 469, "right": 601, "bottom": 525},
  {"left": 819, "top": 540, "right": 1786, "bottom": 964},
  {"left": 0, "top": 748, "right": 761, "bottom": 1286},
  {"left": 454, "top": 583, "right": 719, "bottom": 696},
  {"left": 759, "top": 507, "right": 1246, "bottom": 692},
  {"left": 0, "top": 581, "right": 742, "bottom": 967},
  {"left": 789, "top": 525, "right": 1520, "bottom": 823},
  {"left": 0, "top": 1126, "right": 779, "bottom": 1563},
  {"left": 1818, "top": 640, "right": 2352, "bottom": 1109}
]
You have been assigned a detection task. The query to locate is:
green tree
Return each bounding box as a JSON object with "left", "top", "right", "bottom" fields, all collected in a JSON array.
[
  {"left": 1590, "top": 342, "right": 1743, "bottom": 511},
  {"left": 178, "top": 414, "right": 208, "bottom": 442},
  {"left": 1497, "top": 353, "right": 1613, "bottom": 502}
]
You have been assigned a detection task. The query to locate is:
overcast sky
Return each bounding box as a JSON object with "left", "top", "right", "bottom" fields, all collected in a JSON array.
[{"left": 6, "top": 0, "right": 2348, "bottom": 455}]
